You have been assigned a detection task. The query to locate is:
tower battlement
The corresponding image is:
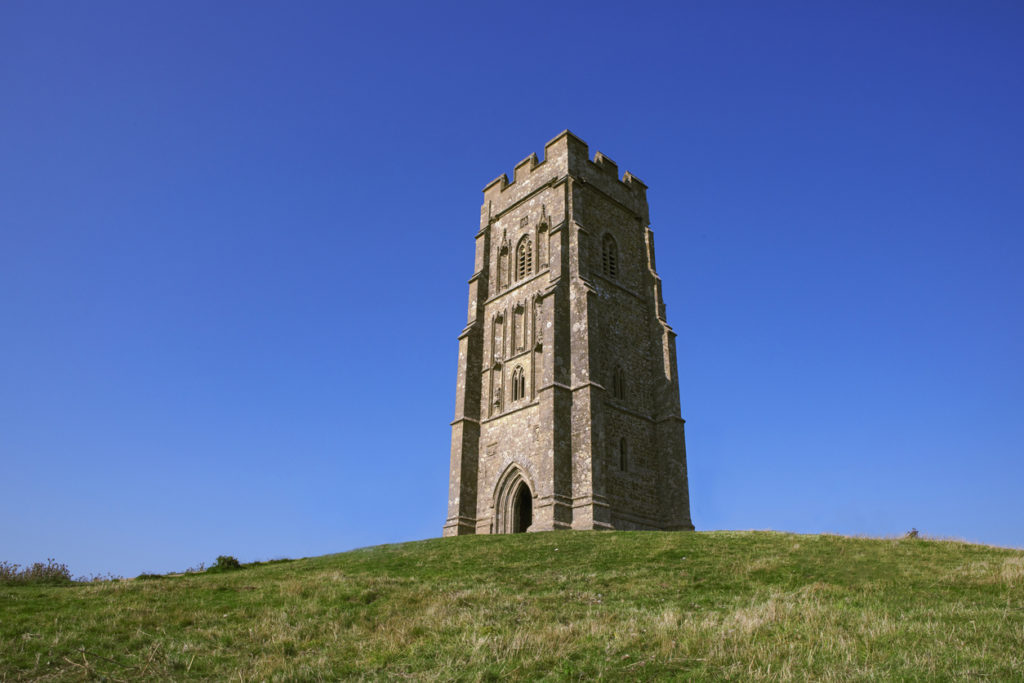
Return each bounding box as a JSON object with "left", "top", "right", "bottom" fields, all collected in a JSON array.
[
  {"left": 482, "top": 130, "right": 649, "bottom": 220},
  {"left": 591, "top": 150, "right": 618, "bottom": 178}
]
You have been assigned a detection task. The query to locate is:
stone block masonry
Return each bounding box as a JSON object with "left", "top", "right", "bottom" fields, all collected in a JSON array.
[{"left": 444, "top": 130, "right": 693, "bottom": 536}]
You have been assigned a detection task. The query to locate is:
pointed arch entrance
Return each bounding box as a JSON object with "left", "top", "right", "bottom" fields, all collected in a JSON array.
[{"left": 493, "top": 465, "right": 535, "bottom": 534}]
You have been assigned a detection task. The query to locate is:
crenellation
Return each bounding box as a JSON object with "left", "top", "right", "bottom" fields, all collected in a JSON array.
[
  {"left": 483, "top": 174, "right": 509, "bottom": 195},
  {"left": 478, "top": 130, "right": 653, "bottom": 224},
  {"left": 482, "top": 131, "right": 582, "bottom": 216},
  {"left": 591, "top": 151, "right": 619, "bottom": 178},
  {"left": 623, "top": 171, "right": 647, "bottom": 190},
  {"left": 513, "top": 153, "right": 540, "bottom": 183}
]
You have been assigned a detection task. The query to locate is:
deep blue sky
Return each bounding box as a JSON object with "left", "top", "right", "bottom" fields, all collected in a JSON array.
[{"left": 2, "top": 2, "right": 1022, "bottom": 577}]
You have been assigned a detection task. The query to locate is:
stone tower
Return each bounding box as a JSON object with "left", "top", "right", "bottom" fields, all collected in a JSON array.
[{"left": 444, "top": 131, "right": 693, "bottom": 536}]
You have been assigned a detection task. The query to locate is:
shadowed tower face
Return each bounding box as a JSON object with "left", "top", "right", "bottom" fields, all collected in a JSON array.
[{"left": 444, "top": 131, "right": 694, "bottom": 536}]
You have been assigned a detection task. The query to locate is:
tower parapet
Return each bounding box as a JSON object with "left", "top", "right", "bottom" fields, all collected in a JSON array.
[{"left": 481, "top": 130, "right": 649, "bottom": 225}]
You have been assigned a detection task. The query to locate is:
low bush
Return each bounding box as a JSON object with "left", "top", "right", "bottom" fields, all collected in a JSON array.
[
  {"left": 207, "top": 555, "right": 242, "bottom": 573},
  {"left": 0, "top": 559, "right": 73, "bottom": 586}
]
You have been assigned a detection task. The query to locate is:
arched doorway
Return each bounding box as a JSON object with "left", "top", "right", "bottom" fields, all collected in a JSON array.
[
  {"left": 512, "top": 482, "right": 533, "bottom": 533},
  {"left": 492, "top": 465, "right": 535, "bottom": 534}
]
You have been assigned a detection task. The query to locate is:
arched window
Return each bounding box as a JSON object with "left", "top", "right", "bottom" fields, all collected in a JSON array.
[
  {"left": 612, "top": 365, "right": 626, "bottom": 400},
  {"left": 619, "top": 438, "right": 628, "bottom": 472},
  {"left": 511, "top": 365, "right": 526, "bottom": 402},
  {"left": 516, "top": 236, "right": 533, "bottom": 280},
  {"left": 602, "top": 234, "right": 618, "bottom": 279}
]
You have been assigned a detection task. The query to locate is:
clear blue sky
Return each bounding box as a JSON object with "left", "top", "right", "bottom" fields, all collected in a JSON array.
[{"left": 2, "top": 1, "right": 1022, "bottom": 577}]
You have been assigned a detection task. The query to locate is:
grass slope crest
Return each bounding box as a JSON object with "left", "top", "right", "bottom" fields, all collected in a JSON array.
[{"left": 2, "top": 531, "right": 1023, "bottom": 680}]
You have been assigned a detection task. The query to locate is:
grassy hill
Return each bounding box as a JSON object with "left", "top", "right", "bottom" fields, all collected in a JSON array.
[{"left": 2, "top": 531, "right": 1023, "bottom": 681}]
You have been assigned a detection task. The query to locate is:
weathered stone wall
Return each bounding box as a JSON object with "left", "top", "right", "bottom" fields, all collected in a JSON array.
[{"left": 477, "top": 403, "right": 543, "bottom": 532}]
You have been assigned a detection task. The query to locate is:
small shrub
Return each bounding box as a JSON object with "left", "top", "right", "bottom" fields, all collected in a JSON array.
[
  {"left": 0, "top": 559, "right": 73, "bottom": 586},
  {"left": 207, "top": 555, "right": 242, "bottom": 573},
  {"left": 216, "top": 555, "right": 241, "bottom": 569}
]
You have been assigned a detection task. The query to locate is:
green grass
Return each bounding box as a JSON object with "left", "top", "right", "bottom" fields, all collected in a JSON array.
[{"left": 2, "top": 531, "right": 1023, "bottom": 680}]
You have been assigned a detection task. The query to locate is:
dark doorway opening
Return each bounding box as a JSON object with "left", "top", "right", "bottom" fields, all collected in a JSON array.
[{"left": 512, "top": 483, "right": 532, "bottom": 533}]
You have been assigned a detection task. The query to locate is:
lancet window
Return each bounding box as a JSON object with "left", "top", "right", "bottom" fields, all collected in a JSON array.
[
  {"left": 612, "top": 366, "right": 626, "bottom": 400},
  {"left": 511, "top": 365, "right": 526, "bottom": 402},
  {"left": 602, "top": 234, "right": 618, "bottom": 279},
  {"left": 516, "top": 236, "right": 533, "bottom": 280}
]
